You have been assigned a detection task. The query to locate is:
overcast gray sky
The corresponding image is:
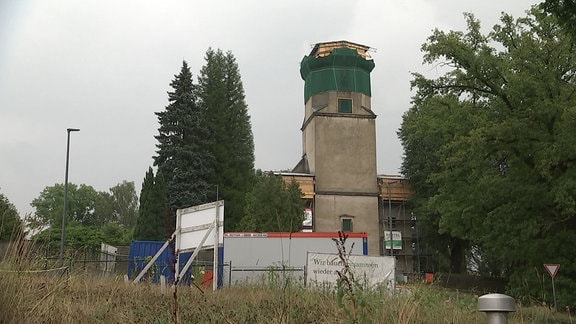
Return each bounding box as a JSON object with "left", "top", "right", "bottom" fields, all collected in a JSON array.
[{"left": 0, "top": 0, "right": 538, "bottom": 217}]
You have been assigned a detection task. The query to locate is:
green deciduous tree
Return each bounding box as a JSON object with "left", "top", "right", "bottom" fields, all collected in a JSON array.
[
  {"left": 100, "top": 222, "right": 132, "bottom": 246},
  {"left": 94, "top": 191, "right": 114, "bottom": 225},
  {"left": 239, "top": 172, "right": 304, "bottom": 232},
  {"left": 400, "top": 7, "right": 576, "bottom": 306},
  {"left": 0, "top": 193, "right": 24, "bottom": 241},
  {"left": 399, "top": 95, "right": 473, "bottom": 274},
  {"left": 29, "top": 181, "right": 138, "bottom": 249},
  {"left": 28, "top": 184, "right": 65, "bottom": 230},
  {"left": 73, "top": 184, "right": 105, "bottom": 225},
  {"left": 30, "top": 183, "right": 109, "bottom": 229},
  {"left": 541, "top": 0, "right": 576, "bottom": 36},
  {"left": 110, "top": 181, "right": 138, "bottom": 227},
  {"left": 34, "top": 224, "right": 106, "bottom": 252},
  {"left": 133, "top": 167, "right": 168, "bottom": 241},
  {"left": 29, "top": 182, "right": 135, "bottom": 231},
  {"left": 198, "top": 49, "right": 255, "bottom": 231}
]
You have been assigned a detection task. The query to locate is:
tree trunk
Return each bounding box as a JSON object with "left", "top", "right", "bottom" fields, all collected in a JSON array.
[{"left": 450, "top": 238, "right": 466, "bottom": 273}]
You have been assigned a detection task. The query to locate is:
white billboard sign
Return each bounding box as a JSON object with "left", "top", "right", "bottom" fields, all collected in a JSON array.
[
  {"left": 176, "top": 200, "right": 224, "bottom": 291},
  {"left": 306, "top": 252, "right": 395, "bottom": 290},
  {"left": 134, "top": 200, "right": 224, "bottom": 291},
  {"left": 176, "top": 200, "right": 224, "bottom": 252}
]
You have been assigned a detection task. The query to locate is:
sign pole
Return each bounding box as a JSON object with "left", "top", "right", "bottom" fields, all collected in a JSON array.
[
  {"left": 213, "top": 201, "right": 220, "bottom": 292},
  {"left": 551, "top": 276, "right": 557, "bottom": 312},
  {"left": 544, "top": 264, "right": 560, "bottom": 312}
]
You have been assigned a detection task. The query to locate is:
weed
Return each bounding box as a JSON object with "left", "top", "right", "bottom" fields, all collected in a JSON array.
[{"left": 332, "top": 230, "right": 372, "bottom": 324}]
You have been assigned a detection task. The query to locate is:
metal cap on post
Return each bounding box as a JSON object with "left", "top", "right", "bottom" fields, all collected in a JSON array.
[{"left": 477, "top": 293, "right": 516, "bottom": 324}]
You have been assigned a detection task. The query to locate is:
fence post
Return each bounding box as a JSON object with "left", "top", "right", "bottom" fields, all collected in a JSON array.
[
  {"left": 160, "top": 275, "right": 166, "bottom": 294},
  {"left": 104, "top": 250, "right": 108, "bottom": 273},
  {"left": 228, "top": 261, "right": 232, "bottom": 287}
]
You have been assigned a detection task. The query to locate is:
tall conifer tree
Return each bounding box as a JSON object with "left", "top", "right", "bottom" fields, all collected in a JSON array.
[
  {"left": 154, "top": 61, "right": 213, "bottom": 223},
  {"left": 198, "top": 49, "right": 255, "bottom": 230},
  {"left": 134, "top": 167, "right": 166, "bottom": 240}
]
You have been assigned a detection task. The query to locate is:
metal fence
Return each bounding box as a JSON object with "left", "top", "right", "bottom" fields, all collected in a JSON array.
[{"left": 222, "top": 265, "right": 306, "bottom": 287}]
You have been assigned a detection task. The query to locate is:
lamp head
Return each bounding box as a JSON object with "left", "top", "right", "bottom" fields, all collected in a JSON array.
[{"left": 67, "top": 128, "right": 80, "bottom": 132}]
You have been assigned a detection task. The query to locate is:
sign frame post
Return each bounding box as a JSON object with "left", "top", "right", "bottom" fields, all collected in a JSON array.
[
  {"left": 544, "top": 264, "right": 560, "bottom": 311},
  {"left": 132, "top": 201, "right": 224, "bottom": 291}
]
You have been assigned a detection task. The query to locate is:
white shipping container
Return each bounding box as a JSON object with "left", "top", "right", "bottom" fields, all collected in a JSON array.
[{"left": 222, "top": 232, "right": 367, "bottom": 285}]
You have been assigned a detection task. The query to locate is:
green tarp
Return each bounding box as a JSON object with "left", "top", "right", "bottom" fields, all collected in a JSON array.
[{"left": 300, "top": 47, "right": 375, "bottom": 103}]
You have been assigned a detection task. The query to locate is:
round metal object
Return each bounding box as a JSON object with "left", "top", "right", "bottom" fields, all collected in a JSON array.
[{"left": 477, "top": 293, "right": 516, "bottom": 312}]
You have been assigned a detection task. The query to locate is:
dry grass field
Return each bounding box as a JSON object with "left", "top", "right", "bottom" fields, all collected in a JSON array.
[{"left": 0, "top": 237, "right": 573, "bottom": 323}]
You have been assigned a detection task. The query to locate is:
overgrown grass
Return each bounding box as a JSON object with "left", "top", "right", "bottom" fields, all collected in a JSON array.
[
  {"left": 1, "top": 272, "right": 574, "bottom": 323},
  {"left": 1, "top": 235, "right": 573, "bottom": 323}
]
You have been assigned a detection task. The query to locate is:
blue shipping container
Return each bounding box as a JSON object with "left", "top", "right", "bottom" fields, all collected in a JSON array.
[{"left": 127, "top": 240, "right": 224, "bottom": 286}]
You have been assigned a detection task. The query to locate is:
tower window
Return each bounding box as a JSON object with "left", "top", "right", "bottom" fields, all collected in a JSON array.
[
  {"left": 342, "top": 218, "right": 353, "bottom": 232},
  {"left": 338, "top": 98, "right": 352, "bottom": 113}
]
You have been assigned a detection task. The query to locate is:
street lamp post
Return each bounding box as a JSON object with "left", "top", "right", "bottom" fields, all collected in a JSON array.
[{"left": 59, "top": 128, "right": 80, "bottom": 267}]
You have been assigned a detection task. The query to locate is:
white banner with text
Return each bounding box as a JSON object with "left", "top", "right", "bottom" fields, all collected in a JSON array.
[{"left": 306, "top": 252, "right": 395, "bottom": 290}]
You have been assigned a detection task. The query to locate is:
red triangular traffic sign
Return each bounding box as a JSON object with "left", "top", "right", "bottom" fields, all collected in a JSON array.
[{"left": 544, "top": 264, "right": 560, "bottom": 278}]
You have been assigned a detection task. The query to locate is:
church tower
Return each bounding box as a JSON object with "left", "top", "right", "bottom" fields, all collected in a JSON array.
[{"left": 294, "top": 41, "right": 380, "bottom": 255}]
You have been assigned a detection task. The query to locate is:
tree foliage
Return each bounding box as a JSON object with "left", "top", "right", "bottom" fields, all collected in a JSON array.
[
  {"left": 541, "top": 0, "right": 576, "bottom": 36},
  {"left": 154, "top": 61, "right": 213, "bottom": 218},
  {"left": 109, "top": 181, "right": 139, "bottom": 227},
  {"left": 30, "top": 183, "right": 103, "bottom": 229},
  {"left": 399, "top": 8, "right": 576, "bottom": 307},
  {"left": 133, "top": 167, "right": 168, "bottom": 241},
  {"left": 33, "top": 222, "right": 131, "bottom": 253},
  {"left": 29, "top": 181, "right": 138, "bottom": 249},
  {"left": 0, "top": 193, "right": 24, "bottom": 241},
  {"left": 30, "top": 181, "right": 139, "bottom": 230},
  {"left": 153, "top": 51, "right": 255, "bottom": 232},
  {"left": 239, "top": 172, "right": 304, "bottom": 232},
  {"left": 198, "top": 49, "right": 255, "bottom": 231}
]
